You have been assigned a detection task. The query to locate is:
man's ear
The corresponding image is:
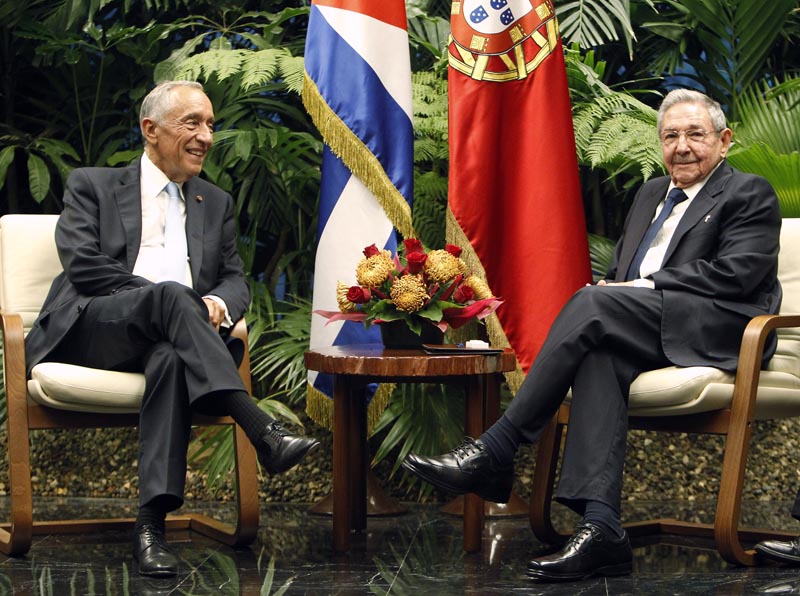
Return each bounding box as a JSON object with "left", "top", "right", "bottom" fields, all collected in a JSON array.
[
  {"left": 141, "top": 118, "right": 158, "bottom": 145},
  {"left": 719, "top": 127, "right": 733, "bottom": 157}
]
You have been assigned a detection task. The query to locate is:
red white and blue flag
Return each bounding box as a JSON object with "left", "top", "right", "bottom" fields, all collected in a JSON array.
[{"left": 303, "top": 0, "right": 414, "bottom": 431}]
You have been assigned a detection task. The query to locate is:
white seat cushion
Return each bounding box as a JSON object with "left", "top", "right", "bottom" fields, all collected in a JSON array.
[
  {"left": 628, "top": 366, "right": 800, "bottom": 419},
  {"left": 29, "top": 363, "right": 144, "bottom": 414}
]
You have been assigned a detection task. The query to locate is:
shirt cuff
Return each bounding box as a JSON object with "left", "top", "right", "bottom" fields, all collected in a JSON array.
[
  {"left": 632, "top": 278, "right": 656, "bottom": 289},
  {"left": 204, "top": 294, "right": 233, "bottom": 328}
]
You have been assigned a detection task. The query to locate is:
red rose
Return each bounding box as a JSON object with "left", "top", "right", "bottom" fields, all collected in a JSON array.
[
  {"left": 363, "top": 244, "right": 381, "bottom": 257},
  {"left": 453, "top": 284, "right": 475, "bottom": 303},
  {"left": 404, "top": 238, "right": 424, "bottom": 254},
  {"left": 406, "top": 250, "right": 428, "bottom": 274},
  {"left": 445, "top": 244, "right": 462, "bottom": 257},
  {"left": 346, "top": 286, "right": 372, "bottom": 303}
]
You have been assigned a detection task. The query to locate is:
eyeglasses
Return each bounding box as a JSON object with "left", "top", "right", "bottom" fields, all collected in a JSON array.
[{"left": 659, "top": 129, "right": 719, "bottom": 147}]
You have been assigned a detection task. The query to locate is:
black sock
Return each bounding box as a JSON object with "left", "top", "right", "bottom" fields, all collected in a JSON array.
[
  {"left": 583, "top": 499, "right": 625, "bottom": 539},
  {"left": 478, "top": 415, "right": 521, "bottom": 468},
  {"left": 201, "top": 390, "right": 273, "bottom": 445},
  {"left": 135, "top": 501, "right": 168, "bottom": 533}
]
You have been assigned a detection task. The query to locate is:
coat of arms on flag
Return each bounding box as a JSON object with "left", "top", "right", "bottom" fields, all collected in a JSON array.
[{"left": 450, "top": 0, "right": 555, "bottom": 81}]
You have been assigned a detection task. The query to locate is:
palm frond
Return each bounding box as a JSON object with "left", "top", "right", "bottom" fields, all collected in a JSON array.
[
  {"left": 734, "top": 77, "right": 800, "bottom": 155},
  {"left": 557, "top": 0, "right": 636, "bottom": 54},
  {"left": 588, "top": 233, "right": 617, "bottom": 282},
  {"left": 249, "top": 297, "right": 312, "bottom": 406},
  {"left": 727, "top": 144, "right": 800, "bottom": 218}
]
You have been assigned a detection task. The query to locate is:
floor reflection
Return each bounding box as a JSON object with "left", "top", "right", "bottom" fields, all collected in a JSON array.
[{"left": 1, "top": 498, "right": 800, "bottom": 594}]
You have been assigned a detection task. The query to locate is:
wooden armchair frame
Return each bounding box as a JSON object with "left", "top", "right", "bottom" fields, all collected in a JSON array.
[
  {"left": 0, "top": 315, "right": 260, "bottom": 557},
  {"left": 530, "top": 313, "right": 800, "bottom": 566}
]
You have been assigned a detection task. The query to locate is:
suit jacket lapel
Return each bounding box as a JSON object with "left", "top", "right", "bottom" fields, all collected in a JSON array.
[
  {"left": 616, "top": 179, "right": 670, "bottom": 279},
  {"left": 184, "top": 178, "right": 205, "bottom": 287},
  {"left": 114, "top": 164, "right": 143, "bottom": 271},
  {"left": 661, "top": 161, "right": 731, "bottom": 265}
]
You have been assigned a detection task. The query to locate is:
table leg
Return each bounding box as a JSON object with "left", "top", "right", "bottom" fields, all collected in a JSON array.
[
  {"left": 463, "top": 375, "right": 486, "bottom": 553},
  {"left": 332, "top": 375, "right": 355, "bottom": 551},
  {"left": 333, "top": 375, "right": 368, "bottom": 552},
  {"left": 350, "top": 380, "right": 368, "bottom": 532}
]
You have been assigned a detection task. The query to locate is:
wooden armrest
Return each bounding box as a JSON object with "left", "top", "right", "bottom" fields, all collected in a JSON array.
[
  {"left": 1, "top": 312, "right": 30, "bottom": 410},
  {"left": 732, "top": 313, "right": 800, "bottom": 411}
]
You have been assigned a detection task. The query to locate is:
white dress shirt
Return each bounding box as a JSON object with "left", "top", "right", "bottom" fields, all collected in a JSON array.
[
  {"left": 134, "top": 154, "right": 232, "bottom": 326},
  {"left": 633, "top": 161, "right": 723, "bottom": 288},
  {"left": 134, "top": 154, "right": 192, "bottom": 286}
]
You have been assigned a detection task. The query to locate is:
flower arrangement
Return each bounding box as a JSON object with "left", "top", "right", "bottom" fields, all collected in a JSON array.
[{"left": 314, "top": 239, "right": 502, "bottom": 336}]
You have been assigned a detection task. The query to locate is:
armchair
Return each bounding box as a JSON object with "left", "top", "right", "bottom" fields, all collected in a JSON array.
[
  {"left": 530, "top": 217, "right": 800, "bottom": 566},
  {"left": 0, "top": 214, "right": 259, "bottom": 556}
]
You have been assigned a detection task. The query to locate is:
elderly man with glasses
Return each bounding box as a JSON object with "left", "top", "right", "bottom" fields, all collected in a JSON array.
[{"left": 402, "top": 88, "right": 782, "bottom": 582}]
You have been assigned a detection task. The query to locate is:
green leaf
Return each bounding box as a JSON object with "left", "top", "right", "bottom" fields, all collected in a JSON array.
[
  {"left": 234, "top": 131, "right": 253, "bottom": 162},
  {"left": 0, "top": 146, "right": 16, "bottom": 191},
  {"left": 27, "top": 152, "right": 50, "bottom": 203}
]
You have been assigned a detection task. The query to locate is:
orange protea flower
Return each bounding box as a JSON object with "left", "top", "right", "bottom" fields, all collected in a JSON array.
[
  {"left": 356, "top": 250, "right": 394, "bottom": 287},
  {"left": 390, "top": 274, "right": 428, "bottom": 313},
  {"left": 462, "top": 275, "right": 493, "bottom": 300},
  {"left": 336, "top": 281, "right": 358, "bottom": 313},
  {"left": 424, "top": 249, "right": 466, "bottom": 284}
]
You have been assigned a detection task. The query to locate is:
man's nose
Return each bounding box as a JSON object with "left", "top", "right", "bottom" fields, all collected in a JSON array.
[{"left": 197, "top": 124, "right": 214, "bottom": 145}]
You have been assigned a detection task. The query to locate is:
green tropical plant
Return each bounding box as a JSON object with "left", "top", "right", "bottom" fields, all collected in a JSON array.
[
  {"left": 634, "top": 0, "right": 797, "bottom": 119},
  {"left": 556, "top": 0, "right": 641, "bottom": 56},
  {"left": 371, "top": 383, "right": 465, "bottom": 497},
  {"left": 588, "top": 233, "right": 618, "bottom": 282},
  {"left": 727, "top": 77, "right": 800, "bottom": 217},
  {"left": 411, "top": 67, "right": 449, "bottom": 248},
  {"left": 250, "top": 296, "right": 314, "bottom": 407}
]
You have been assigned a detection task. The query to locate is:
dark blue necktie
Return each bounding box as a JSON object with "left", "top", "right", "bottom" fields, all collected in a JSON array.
[{"left": 626, "top": 187, "right": 688, "bottom": 280}]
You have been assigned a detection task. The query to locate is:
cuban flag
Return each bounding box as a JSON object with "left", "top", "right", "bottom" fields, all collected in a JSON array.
[{"left": 303, "top": 0, "right": 414, "bottom": 432}]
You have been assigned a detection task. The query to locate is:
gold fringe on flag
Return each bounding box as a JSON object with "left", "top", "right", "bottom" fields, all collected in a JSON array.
[
  {"left": 302, "top": 72, "right": 415, "bottom": 240},
  {"left": 446, "top": 208, "right": 526, "bottom": 393},
  {"left": 305, "top": 381, "right": 396, "bottom": 436},
  {"left": 302, "top": 73, "right": 415, "bottom": 434}
]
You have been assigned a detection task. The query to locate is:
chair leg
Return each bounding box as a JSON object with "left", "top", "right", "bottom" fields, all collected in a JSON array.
[
  {"left": 188, "top": 421, "right": 259, "bottom": 546},
  {"left": 714, "top": 388, "right": 759, "bottom": 565},
  {"left": 529, "top": 409, "right": 569, "bottom": 544},
  {"left": 0, "top": 314, "right": 34, "bottom": 556}
]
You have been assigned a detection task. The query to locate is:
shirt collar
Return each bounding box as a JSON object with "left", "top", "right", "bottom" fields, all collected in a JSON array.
[
  {"left": 140, "top": 152, "right": 183, "bottom": 199},
  {"left": 666, "top": 159, "right": 724, "bottom": 201}
]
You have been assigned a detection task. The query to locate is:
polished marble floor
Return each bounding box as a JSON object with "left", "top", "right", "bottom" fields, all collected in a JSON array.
[{"left": 3, "top": 497, "right": 800, "bottom": 594}]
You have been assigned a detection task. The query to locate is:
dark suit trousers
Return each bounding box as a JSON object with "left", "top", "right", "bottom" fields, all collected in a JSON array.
[
  {"left": 504, "top": 286, "right": 672, "bottom": 514},
  {"left": 46, "top": 282, "right": 246, "bottom": 510}
]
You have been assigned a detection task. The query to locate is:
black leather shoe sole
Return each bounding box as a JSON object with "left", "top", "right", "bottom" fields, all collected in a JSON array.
[
  {"left": 526, "top": 559, "right": 632, "bottom": 582},
  {"left": 756, "top": 543, "right": 800, "bottom": 565},
  {"left": 401, "top": 458, "right": 512, "bottom": 503},
  {"left": 135, "top": 563, "right": 178, "bottom": 578}
]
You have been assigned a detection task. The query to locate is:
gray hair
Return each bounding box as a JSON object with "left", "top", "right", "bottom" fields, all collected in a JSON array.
[
  {"left": 139, "top": 80, "right": 204, "bottom": 126},
  {"left": 657, "top": 89, "right": 727, "bottom": 133}
]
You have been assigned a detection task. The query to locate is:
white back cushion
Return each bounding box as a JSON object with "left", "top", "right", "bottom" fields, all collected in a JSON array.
[{"left": 0, "top": 214, "right": 62, "bottom": 331}]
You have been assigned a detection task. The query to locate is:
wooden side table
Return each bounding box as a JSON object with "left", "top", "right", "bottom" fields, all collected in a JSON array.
[{"left": 304, "top": 344, "right": 517, "bottom": 553}]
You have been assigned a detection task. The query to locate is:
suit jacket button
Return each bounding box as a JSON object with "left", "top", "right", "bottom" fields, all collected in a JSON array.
[{"left": 77, "top": 305, "right": 83, "bottom": 313}]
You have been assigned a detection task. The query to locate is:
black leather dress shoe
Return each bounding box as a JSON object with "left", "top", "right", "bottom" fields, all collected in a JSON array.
[
  {"left": 401, "top": 437, "right": 513, "bottom": 503},
  {"left": 757, "top": 577, "right": 800, "bottom": 594},
  {"left": 756, "top": 536, "right": 800, "bottom": 565},
  {"left": 132, "top": 525, "right": 178, "bottom": 577},
  {"left": 527, "top": 521, "right": 632, "bottom": 582},
  {"left": 256, "top": 421, "right": 320, "bottom": 475}
]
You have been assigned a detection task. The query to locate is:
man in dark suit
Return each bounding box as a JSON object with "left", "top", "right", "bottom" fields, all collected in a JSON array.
[
  {"left": 403, "top": 89, "right": 782, "bottom": 581},
  {"left": 24, "top": 80, "right": 319, "bottom": 577}
]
